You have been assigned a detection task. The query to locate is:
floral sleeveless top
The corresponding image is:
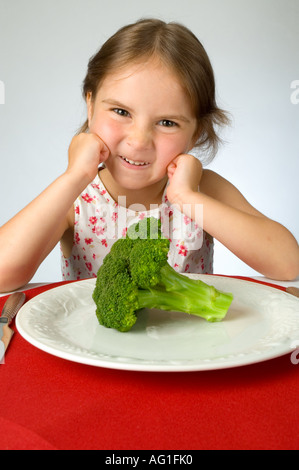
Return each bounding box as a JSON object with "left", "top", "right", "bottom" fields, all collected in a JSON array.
[{"left": 61, "top": 173, "right": 213, "bottom": 280}]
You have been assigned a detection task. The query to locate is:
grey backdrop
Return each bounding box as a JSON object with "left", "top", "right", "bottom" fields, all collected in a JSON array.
[{"left": 0, "top": 0, "right": 298, "bottom": 283}]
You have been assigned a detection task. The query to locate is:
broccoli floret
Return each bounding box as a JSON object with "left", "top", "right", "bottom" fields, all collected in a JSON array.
[{"left": 93, "top": 217, "right": 233, "bottom": 332}]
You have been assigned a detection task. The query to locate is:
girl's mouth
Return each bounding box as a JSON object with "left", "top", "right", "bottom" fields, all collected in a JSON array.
[{"left": 119, "top": 155, "right": 150, "bottom": 167}]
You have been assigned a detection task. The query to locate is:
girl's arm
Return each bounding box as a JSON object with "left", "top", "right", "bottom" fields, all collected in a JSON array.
[
  {"left": 167, "top": 155, "right": 299, "bottom": 281},
  {"left": 0, "top": 133, "right": 109, "bottom": 292}
]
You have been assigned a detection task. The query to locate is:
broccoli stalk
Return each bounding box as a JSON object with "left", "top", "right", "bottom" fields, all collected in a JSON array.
[
  {"left": 93, "top": 217, "right": 233, "bottom": 332},
  {"left": 137, "top": 263, "right": 233, "bottom": 322}
]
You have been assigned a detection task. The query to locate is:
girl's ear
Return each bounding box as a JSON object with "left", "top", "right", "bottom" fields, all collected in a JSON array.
[{"left": 86, "top": 92, "right": 93, "bottom": 127}]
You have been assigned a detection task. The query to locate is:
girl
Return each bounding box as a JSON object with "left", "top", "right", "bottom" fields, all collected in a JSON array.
[{"left": 0, "top": 18, "right": 298, "bottom": 292}]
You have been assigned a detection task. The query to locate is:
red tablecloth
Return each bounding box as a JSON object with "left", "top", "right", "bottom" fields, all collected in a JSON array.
[{"left": 1, "top": 279, "right": 298, "bottom": 450}]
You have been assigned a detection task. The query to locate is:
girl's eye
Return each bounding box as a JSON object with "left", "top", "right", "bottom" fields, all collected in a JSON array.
[
  {"left": 113, "top": 108, "right": 130, "bottom": 117},
  {"left": 159, "top": 119, "right": 177, "bottom": 128}
]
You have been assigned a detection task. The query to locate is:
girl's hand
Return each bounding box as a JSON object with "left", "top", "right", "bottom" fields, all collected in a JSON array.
[
  {"left": 67, "top": 132, "right": 110, "bottom": 184},
  {"left": 166, "top": 154, "right": 203, "bottom": 207}
]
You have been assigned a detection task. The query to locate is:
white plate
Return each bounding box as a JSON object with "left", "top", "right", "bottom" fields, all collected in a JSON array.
[{"left": 16, "top": 275, "right": 299, "bottom": 372}]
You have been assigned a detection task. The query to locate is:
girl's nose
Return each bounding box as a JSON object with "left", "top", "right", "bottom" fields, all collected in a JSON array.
[{"left": 126, "top": 124, "right": 152, "bottom": 151}]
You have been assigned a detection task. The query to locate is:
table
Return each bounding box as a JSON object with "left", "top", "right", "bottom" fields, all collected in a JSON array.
[{"left": 1, "top": 276, "right": 299, "bottom": 450}]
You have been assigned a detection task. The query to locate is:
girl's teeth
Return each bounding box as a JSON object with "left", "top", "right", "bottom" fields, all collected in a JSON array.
[{"left": 121, "top": 156, "right": 149, "bottom": 166}]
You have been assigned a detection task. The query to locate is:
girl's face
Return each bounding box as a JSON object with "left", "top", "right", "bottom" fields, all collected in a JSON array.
[{"left": 87, "top": 59, "right": 199, "bottom": 194}]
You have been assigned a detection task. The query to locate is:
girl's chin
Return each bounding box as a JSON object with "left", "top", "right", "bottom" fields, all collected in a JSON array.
[{"left": 113, "top": 176, "right": 155, "bottom": 191}]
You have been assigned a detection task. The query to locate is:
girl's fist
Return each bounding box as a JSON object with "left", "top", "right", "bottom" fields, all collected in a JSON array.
[
  {"left": 167, "top": 154, "right": 202, "bottom": 206},
  {"left": 67, "top": 132, "right": 110, "bottom": 183}
]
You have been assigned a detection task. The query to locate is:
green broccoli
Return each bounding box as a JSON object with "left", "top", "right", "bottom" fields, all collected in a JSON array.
[{"left": 92, "top": 217, "right": 233, "bottom": 332}]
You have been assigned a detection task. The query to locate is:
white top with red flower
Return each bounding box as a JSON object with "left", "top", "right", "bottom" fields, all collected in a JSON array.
[{"left": 61, "top": 172, "right": 214, "bottom": 280}]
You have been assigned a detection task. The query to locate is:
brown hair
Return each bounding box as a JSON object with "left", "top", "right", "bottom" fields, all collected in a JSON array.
[{"left": 79, "top": 18, "right": 230, "bottom": 163}]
